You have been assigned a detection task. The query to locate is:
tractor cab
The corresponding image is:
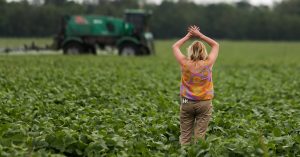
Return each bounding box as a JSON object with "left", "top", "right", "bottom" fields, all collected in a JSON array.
[
  {"left": 125, "top": 9, "right": 152, "bottom": 34},
  {"left": 124, "top": 9, "right": 154, "bottom": 54}
]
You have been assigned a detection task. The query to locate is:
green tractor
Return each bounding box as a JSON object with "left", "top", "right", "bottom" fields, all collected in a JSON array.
[{"left": 53, "top": 9, "right": 154, "bottom": 55}]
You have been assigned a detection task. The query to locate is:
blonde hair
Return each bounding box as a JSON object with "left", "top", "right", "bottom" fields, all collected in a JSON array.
[{"left": 187, "top": 41, "right": 208, "bottom": 61}]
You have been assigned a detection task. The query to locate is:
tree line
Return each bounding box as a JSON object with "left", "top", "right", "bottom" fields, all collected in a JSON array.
[{"left": 0, "top": 0, "right": 300, "bottom": 40}]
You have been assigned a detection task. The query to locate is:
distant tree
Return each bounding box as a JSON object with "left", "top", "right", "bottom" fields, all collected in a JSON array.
[
  {"left": 32, "top": 0, "right": 44, "bottom": 6},
  {"left": 0, "top": 0, "right": 6, "bottom": 5},
  {"left": 236, "top": 0, "right": 252, "bottom": 10},
  {"left": 0, "top": 0, "right": 300, "bottom": 40},
  {"left": 98, "top": 0, "right": 110, "bottom": 4},
  {"left": 83, "top": 0, "right": 98, "bottom": 5},
  {"left": 44, "top": 0, "right": 66, "bottom": 5},
  {"left": 275, "top": 0, "right": 300, "bottom": 15},
  {"left": 178, "top": 0, "right": 191, "bottom": 2},
  {"left": 0, "top": 0, "right": 6, "bottom": 36}
]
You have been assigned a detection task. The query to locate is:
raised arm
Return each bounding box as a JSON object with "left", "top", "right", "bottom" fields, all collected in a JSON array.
[
  {"left": 189, "top": 26, "right": 219, "bottom": 66},
  {"left": 172, "top": 33, "right": 191, "bottom": 66}
]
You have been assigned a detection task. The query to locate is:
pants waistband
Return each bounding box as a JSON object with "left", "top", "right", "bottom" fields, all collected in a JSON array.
[{"left": 181, "top": 96, "right": 212, "bottom": 104}]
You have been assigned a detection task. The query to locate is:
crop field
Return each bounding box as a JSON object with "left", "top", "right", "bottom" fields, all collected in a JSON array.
[{"left": 0, "top": 39, "right": 300, "bottom": 156}]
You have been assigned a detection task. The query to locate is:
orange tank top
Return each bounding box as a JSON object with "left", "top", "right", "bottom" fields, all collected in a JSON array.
[{"left": 180, "top": 62, "right": 214, "bottom": 100}]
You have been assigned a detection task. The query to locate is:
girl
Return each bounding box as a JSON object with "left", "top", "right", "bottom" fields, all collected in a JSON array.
[{"left": 172, "top": 25, "right": 219, "bottom": 145}]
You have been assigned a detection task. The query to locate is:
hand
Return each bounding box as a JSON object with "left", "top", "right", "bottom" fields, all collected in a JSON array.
[
  {"left": 185, "top": 32, "right": 192, "bottom": 38},
  {"left": 188, "top": 25, "right": 201, "bottom": 37}
]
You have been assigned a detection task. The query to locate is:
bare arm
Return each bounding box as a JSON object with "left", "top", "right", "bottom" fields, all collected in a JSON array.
[
  {"left": 199, "top": 33, "right": 219, "bottom": 66},
  {"left": 189, "top": 26, "right": 219, "bottom": 66},
  {"left": 172, "top": 33, "right": 191, "bottom": 66}
]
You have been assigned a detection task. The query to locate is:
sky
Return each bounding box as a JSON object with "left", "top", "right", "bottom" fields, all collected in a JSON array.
[{"left": 6, "top": 0, "right": 282, "bottom": 6}]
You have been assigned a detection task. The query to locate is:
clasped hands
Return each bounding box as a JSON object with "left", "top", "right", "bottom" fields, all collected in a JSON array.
[{"left": 186, "top": 25, "right": 202, "bottom": 38}]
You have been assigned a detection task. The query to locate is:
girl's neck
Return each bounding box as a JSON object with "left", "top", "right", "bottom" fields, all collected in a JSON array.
[{"left": 188, "top": 60, "right": 204, "bottom": 66}]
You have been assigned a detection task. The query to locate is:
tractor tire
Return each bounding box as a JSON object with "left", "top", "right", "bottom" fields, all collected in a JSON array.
[
  {"left": 63, "top": 42, "right": 84, "bottom": 55},
  {"left": 140, "top": 46, "right": 150, "bottom": 56},
  {"left": 118, "top": 43, "right": 138, "bottom": 56},
  {"left": 90, "top": 46, "right": 97, "bottom": 55},
  {"left": 85, "top": 45, "right": 97, "bottom": 55}
]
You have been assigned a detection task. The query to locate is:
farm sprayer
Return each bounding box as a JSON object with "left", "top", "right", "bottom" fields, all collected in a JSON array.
[{"left": 1, "top": 9, "right": 155, "bottom": 56}]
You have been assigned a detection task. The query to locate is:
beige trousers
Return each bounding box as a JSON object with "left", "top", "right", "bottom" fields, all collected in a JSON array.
[{"left": 180, "top": 97, "right": 213, "bottom": 145}]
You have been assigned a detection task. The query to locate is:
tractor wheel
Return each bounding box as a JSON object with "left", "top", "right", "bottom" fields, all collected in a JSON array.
[
  {"left": 85, "top": 45, "right": 97, "bottom": 55},
  {"left": 140, "top": 46, "right": 150, "bottom": 55},
  {"left": 118, "top": 43, "right": 137, "bottom": 56},
  {"left": 63, "top": 42, "right": 84, "bottom": 55}
]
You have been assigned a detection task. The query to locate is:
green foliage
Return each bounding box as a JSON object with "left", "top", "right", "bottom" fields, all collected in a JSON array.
[
  {"left": 0, "top": 38, "right": 51, "bottom": 47},
  {"left": 275, "top": 0, "right": 300, "bottom": 15},
  {"left": 0, "top": 40, "right": 300, "bottom": 156},
  {"left": 1, "top": 0, "right": 300, "bottom": 40}
]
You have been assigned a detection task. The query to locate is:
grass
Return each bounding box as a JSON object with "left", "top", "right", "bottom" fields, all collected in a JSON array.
[
  {"left": 0, "top": 39, "right": 299, "bottom": 156},
  {"left": 0, "top": 38, "right": 52, "bottom": 47}
]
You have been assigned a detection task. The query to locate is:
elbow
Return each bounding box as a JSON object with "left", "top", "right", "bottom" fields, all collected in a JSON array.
[
  {"left": 213, "top": 42, "right": 219, "bottom": 48},
  {"left": 214, "top": 41, "right": 219, "bottom": 47},
  {"left": 172, "top": 44, "right": 179, "bottom": 50},
  {"left": 172, "top": 44, "right": 178, "bottom": 49}
]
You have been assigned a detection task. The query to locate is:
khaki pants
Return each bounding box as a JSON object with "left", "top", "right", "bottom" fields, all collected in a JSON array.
[{"left": 180, "top": 97, "right": 213, "bottom": 145}]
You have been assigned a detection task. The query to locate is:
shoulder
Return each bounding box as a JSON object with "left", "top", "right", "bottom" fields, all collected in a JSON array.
[
  {"left": 203, "top": 60, "right": 213, "bottom": 70},
  {"left": 181, "top": 59, "right": 190, "bottom": 68}
]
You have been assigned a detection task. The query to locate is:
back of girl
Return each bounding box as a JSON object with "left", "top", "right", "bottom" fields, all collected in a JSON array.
[
  {"left": 181, "top": 40, "right": 214, "bottom": 101},
  {"left": 172, "top": 25, "right": 219, "bottom": 145}
]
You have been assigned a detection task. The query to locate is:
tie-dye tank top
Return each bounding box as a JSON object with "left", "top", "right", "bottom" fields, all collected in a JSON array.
[{"left": 180, "top": 62, "right": 214, "bottom": 100}]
